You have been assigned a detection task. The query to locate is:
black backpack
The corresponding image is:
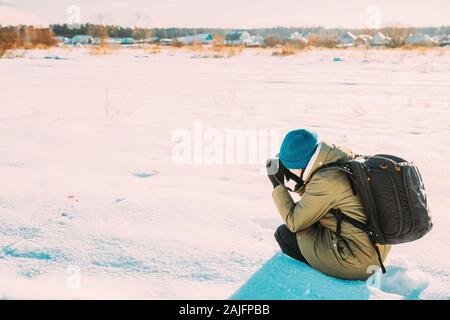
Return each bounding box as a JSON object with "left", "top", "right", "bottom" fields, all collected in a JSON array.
[{"left": 309, "top": 154, "right": 433, "bottom": 273}]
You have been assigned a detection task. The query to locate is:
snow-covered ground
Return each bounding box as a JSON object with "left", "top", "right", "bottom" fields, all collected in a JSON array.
[{"left": 0, "top": 47, "right": 449, "bottom": 299}]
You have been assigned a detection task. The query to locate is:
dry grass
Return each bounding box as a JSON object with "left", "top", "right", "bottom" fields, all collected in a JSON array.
[
  {"left": 29, "top": 28, "right": 57, "bottom": 47},
  {"left": 0, "top": 26, "right": 57, "bottom": 58},
  {"left": 272, "top": 44, "right": 299, "bottom": 56},
  {"left": 435, "top": 48, "right": 447, "bottom": 57},
  {"left": 209, "top": 45, "right": 244, "bottom": 58},
  {"left": 146, "top": 44, "right": 162, "bottom": 54},
  {"left": 88, "top": 24, "right": 109, "bottom": 47},
  {"left": 211, "top": 39, "right": 226, "bottom": 56},
  {"left": 381, "top": 27, "right": 416, "bottom": 48},
  {"left": 0, "top": 29, "right": 18, "bottom": 57},
  {"left": 89, "top": 44, "right": 117, "bottom": 55},
  {"left": 284, "top": 39, "right": 307, "bottom": 50},
  {"left": 399, "top": 45, "right": 443, "bottom": 56},
  {"left": 184, "top": 42, "right": 204, "bottom": 53},
  {"left": 415, "top": 46, "right": 431, "bottom": 55},
  {"left": 211, "top": 39, "right": 244, "bottom": 58},
  {"left": 183, "top": 36, "right": 245, "bottom": 58},
  {"left": 264, "top": 36, "right": 281, "bottom": 48},
  {"left": 306, "top": 34, "right": 339, "bottom": 48},
  {"left": 171, "top": 40, "right": 184, "bottom": 48}
]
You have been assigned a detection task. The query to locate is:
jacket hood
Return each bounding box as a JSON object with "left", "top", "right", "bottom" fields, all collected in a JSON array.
[{"left": 302, "top": 141, "right": 354, "bottom": 181}]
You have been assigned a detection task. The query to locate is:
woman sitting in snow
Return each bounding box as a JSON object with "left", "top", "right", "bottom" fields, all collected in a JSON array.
[{"left": 267, "top": 129, "right": 391, "bottom": 280}]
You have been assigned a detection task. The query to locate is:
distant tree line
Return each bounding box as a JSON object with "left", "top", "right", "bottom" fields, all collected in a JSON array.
[
  {"left": 50, "top": 24, "right": 148, "bottom": 39},
  {"left": 48, "top": 24, "right": 450, "bottom": 40}
]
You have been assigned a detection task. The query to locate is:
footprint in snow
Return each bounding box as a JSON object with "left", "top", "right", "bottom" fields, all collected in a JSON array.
[{"left": 60, "top": 212, "right": 73, "bottom": 219}]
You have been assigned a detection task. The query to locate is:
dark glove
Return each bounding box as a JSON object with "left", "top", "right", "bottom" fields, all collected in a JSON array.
[{"left": 266, "top": 158, "right": 287, "bottom": 188}]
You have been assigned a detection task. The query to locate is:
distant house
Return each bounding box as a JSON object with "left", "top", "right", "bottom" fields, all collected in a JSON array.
[
  {"left": 53, "top": 36, "right": 69, "bottom": 45},
  {"left": 133, "top": 36, "right": 160, "bottom": 44},
  {"left": 439, "top": 35, "right": 450, "bottom": 47},
  {"left": 106, "top": 38, "right": 119, "bottom": 45},
  {"left": 119, "top": 37, "right": 135, "bottom": 45},
  {"left": 354, "top": 34, "right": 372, "bottom": 47},
  {"left": 405, "top": 34, "right": 439, "bottom": 46},
  {"left": 339, "top": 32, "right": 357, "bottom": 47},
  {"left": 289, "top": 32, "right": 308, "bottom": 43},
  {"left": 177, "top": 33, "right": 213, "bottom": 45},
  {"left": 159, "top": 38, "right": 173, "bottom": 46},
  {"left": 71, "top": 35, "right": 95, "bottom": 45},
  {"left": 246, "top": 35, "right": 265, "bottom": 47},
  {"left": 106, "top": 38, "right": 135, "bottom": 45},
  {"left": 370, "top": 32, "right": 391, "bottom": 46},
  {"left": 143, "top": 36, "right": 160, "bottom": 44},
  {"left": 225, "top": 31, "right": 252, "bottom": 46}
]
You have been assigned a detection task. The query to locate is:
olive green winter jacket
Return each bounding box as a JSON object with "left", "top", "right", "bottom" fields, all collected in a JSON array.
[{"left": 272, "top": 141, "right": 391, "bottom": 280}]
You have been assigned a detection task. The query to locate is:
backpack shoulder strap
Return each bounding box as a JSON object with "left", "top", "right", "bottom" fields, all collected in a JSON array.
[
  {"left": 306, "top": 160, "right": 359, "bottom": 195},
  {"left": 306, "top": 161, "right": 353, "bottom": 182},
  {"left": 332, "top": 209, "right": 386, "bottom": 273}
]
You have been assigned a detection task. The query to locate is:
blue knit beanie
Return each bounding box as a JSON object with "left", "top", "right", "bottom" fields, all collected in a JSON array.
[{"left": 279, "top": 129, "right": 319, "bottom": 169}]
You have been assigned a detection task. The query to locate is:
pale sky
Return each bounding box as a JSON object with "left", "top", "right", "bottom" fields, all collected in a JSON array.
[{"left": 0, "top": 0, "right": 449, "bottom": 28}]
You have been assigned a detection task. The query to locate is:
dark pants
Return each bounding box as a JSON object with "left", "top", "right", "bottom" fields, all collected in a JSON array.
[{"left": 274, "top": 224, "right": 310, "bottom": 265}]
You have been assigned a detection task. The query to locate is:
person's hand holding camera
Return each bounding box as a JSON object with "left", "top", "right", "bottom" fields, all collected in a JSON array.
[{"left": 266, "top": 158, "right": 287, "bottom": 188}]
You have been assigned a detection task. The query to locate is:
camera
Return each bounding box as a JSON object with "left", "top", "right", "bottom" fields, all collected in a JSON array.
[
  {"left": 266, "top": 157, "right": 304, "bottom": 192},
  {"left": 266, "top": 157, "right": 281, "bottom": 176}
]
